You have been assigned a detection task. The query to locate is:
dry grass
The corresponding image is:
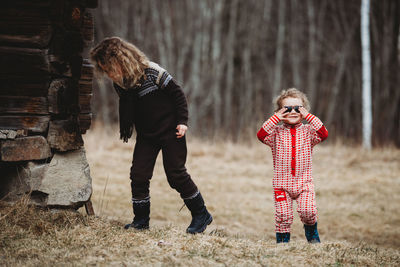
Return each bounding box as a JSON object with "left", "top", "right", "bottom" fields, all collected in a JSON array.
[{"left": 1, "top": 126, "right": 400, "bottom": 266}]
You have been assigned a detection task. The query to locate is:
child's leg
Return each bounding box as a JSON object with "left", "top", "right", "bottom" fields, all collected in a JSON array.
[
  {"left": 297, "top": 183, "right": 320, "bottom": 243},
  {"left": 125, "top": 138, "right": 160, "bottom": 230},
  {"left": 274, "top": 189, "right": 294, "bottom": 233},
  {"left": 130, "top": 138, "right": 161, "bottom": 200},
  {"left": 161, "top": 136, "right": 198, "bottom": 198},
  {"left": 161, "top": 136, "right": 212, "bottom": 234},
  {"left": 296, "top": 183, "right": 317, "bottom": 226}
]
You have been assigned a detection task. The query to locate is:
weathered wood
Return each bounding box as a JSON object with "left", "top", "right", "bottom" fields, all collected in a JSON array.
[
  {"left": 84, "top": 199, "right": 95, "bottom": 215},
  {"left": 82, "top": 11, "right": 94, "bottom": 45},
  {"left": 81, "top": 60, "right": 94, "bottom": 81},
  {"left": 0, "top": 96, "right": 48, "bottom": 115},
  {"left": 48, "top": 79, "right": 68, "bottom": 114},
  {"left": 47, "top": 120, "right": 84, "bottom": 151},
  {"left": 79, "top": 79, "right": 92, "bottom": 95},
  {"left": 78, "top": 113, "right": 92, "bottom": 134},
  {"left": 0, "top": 6, "right": 52, "bottom": 48},
  {"left": 0, "top": 75, "right": 50, "bottom": 96},
  {"left": 48, "top": 53, "right": 83, "bottom": 78},
  {"left": 0, "top": 46, "right": 49, "bottom": 75},
  {"left": 0, "top": 115, "right": 50, "bottom": 133},
  {"left": 0, "top": 136, "right": 52, "bottom": 161},
  {"left": 79, "top": 94, "right": 92, "bottom": 114},
  {"left": 48, "top": 79, "right": 80, "bottom": 115}
]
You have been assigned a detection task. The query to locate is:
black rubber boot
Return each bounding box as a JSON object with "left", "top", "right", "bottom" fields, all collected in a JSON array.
[
  {"left": 276, "top": 232, "right": 291, "bottom": 243},
  {"left": 124, "top": 200, "right": 150, "bottom": 230},
  {"left": 183, "top": 192, "right": 213, "bottom": 234},
  {"left": 304, "top": 222, "right": 321, "bottom": 243}
]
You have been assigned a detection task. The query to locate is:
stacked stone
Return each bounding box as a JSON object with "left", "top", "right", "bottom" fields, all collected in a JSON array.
[{"left": 0, "top": 0, "right": 97, "bottom": 210}]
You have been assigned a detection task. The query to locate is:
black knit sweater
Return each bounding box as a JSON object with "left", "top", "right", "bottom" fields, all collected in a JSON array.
[{"left": 113, "top": 63, "right": 188, "bottom": 142}]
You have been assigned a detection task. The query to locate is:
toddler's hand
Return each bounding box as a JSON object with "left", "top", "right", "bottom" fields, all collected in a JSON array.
[
  {"left": 274, "top": 107, "right": 287, "bottom": 121},
  {"left": 176, "top": 124, "right": 187, "bottom": 138},
  {"left": 299, "top": 106, "right": 309, "bottom": 118}
]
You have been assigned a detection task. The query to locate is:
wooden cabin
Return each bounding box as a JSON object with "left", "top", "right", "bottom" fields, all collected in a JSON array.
[{"left": 0, "top": 0, "right": 97, "bottom": 212}]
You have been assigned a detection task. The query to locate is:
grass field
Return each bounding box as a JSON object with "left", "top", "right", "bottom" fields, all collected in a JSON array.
[{"left": 1, "top": 126, "right": 400, "bottom": 266}]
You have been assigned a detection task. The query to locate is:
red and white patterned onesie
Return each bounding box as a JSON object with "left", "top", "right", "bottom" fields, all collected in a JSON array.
[{"left": 257, "top": 113, "right": 328, "bottom": 233}]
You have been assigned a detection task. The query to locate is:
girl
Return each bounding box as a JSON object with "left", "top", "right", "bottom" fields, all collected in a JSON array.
[
  {"left": 90, "top": 37, "right": 212, "bottom": 234},
  {"left": 257, "top": 88, "right": 328, "bottom": 243}
]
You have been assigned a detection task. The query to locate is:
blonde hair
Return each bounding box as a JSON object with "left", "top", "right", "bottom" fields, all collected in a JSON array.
[
  {"left": 90, "top": 37, "right": 150, "bottom": 88},
  {"left": 274, "top": 88, "right": 310, "bottom": 112}
]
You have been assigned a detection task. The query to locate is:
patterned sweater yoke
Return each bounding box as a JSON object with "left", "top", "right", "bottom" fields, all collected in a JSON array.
[{"left": 137, "top": 62, "right": 173, "bottom": 97}]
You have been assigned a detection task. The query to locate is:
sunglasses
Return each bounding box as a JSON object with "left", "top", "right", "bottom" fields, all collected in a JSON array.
[{"left": 284, "top": 105, "right": 302, "bottom": 113}]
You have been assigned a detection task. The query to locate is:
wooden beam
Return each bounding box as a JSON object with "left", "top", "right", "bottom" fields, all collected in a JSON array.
[
  {"left": 78, "top": 113, "right": 92, "bottom": 134},
  {"left": 82, "top": 11, "right": 94, "bottom": 46},
  {"left": 0, "top": 96, "right": 48, "bottom": 115},
  {"left": 79, "top": 94, "right": 92, "bottom": 114},
  {"left": 0, "top": 136, "right": 52, "bottom": 161},
  {"left": 47, "top": 120, "right": 84, "bottom": 151},
  {"left": 84, "top": 199, "right": 95, "bottom": 215},
  {"left": 81, "top": 60, "right": 94, "bottom": 81},
  {"left": 0, "top": 75, "right": 50, "bottom": 97},
  {"left": 0, "top": 46, "right": 49, "bottom": 75},
  {"left": 79, "top": 79, "right": 92, "bottom": 95},
  {"left": 48, "top": 78, "right": 80, "bottom": 115},
  {"left": 0, "top": 116, "right": 50, "bottom": 133}
]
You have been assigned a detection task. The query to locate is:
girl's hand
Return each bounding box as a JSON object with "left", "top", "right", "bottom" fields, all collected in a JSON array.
[
  {"left": 299, "top": 106, "right": 309, "bottom": 119},
  {"left": 274, "top": 107, "right": 288, "bottom": 121},
  {"left": 176, "top": 124, "right": 187, "bottom": 138}
]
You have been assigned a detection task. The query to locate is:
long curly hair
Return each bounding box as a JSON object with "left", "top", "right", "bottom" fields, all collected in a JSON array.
[
  {"left": 274, "top": 88, "right": 311, "bottom": 112},
  {"left": 90, "top": 37, "right": 149, "bottom": 88}
]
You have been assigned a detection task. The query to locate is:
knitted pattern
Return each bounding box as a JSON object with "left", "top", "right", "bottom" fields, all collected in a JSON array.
[
  {"left": 137, "top": 62, "right": 172, "bottom": 98},
  {"left": 257, "top": 114, "right": 328, "bottom": 232}
]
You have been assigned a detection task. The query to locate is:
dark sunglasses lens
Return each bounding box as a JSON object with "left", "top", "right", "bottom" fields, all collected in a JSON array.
[
  {"left": 284, "top": 107, "right": 292, "bottom": 113},
  {"left": 294, "top": 106, "right": 300, "bottom": 113}
]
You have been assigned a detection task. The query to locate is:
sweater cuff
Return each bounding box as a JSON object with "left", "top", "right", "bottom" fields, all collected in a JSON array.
[
  {"left": 270, "top": 114, "right": 281, "bottom": 124},
  {"left": 261, "top": 114, "right": 280, "bottom": 131},
  {"left": 305, "top": 113, "right": 323, "bottom": 130}
]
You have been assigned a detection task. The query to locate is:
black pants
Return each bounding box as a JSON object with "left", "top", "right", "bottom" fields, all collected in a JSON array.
[{"left": 130, "top": 135, "right": 198, "bottom": 200}]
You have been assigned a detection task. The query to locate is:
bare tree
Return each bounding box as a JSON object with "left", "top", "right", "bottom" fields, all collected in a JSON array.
[{"left": 361, "top": 0, "right": 372, "bottom": 149}]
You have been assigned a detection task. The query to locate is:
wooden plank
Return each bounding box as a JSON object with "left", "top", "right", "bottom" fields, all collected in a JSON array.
[
  {"left": 81, "top": 61, "right": 94, "bottom": 81},
  {"left": 0, "top": 115, "right": 50, "bottom": 133},
  {"left": 0, "top": 6, "right": 52, "bottom": 48},
  {"left": 82, "top": 11, "right": 94, "bottom": 45},
  {"left": 78, "top": 113, "right": 92, "bottom": 134},
  {"left": 84, "top": 199, "right": 95, "bottom": 216},
  {"left": 0, "top": 75, "right": 50, "bottom": 96},
  {"left": 0, "top": 96, "right": 48, "bottom": 115},
  {"left": 0, "top": 46, "right": 49, "bottom": 75},
  {"left": 79, "top": 94, "right": 92, "bottom": 114},
  {"left": 48, "top": 78, "right": 80, "bottom": 115},
  {"left": 0, "top": 136, "right": 52, "bottom": 162},
  {"left": 47, "top": 120, "right": 84, "bottom": 151},
  {"left": 79, "top": 79, "right": 92, "bottom": 95}
]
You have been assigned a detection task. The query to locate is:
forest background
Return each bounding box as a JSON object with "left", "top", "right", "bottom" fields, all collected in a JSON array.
[{"left": 91, "top": 0, "right": 399, "bottom": 146}]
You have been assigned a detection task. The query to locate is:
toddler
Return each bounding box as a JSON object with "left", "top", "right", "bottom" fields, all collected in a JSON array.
[{"left": 257, "top": 88, "right": 328, "bottom": 243}]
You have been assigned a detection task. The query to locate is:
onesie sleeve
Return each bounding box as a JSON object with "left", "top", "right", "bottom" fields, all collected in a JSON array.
[
  {"left": 257, "top": 115, "right": 280, "bottom": 147},
  {"left": 304, "top": 113, "right": 328, "bottom": 146}
]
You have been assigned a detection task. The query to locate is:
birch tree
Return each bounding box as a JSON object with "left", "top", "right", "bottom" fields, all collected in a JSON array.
[{"left": 361, "top": 0, "right": 372, "bottom": 149}]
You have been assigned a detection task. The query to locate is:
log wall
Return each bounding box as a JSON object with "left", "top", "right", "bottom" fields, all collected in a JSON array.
[{"left": 0, "top": 0, "right": 98, "bottom": 208}]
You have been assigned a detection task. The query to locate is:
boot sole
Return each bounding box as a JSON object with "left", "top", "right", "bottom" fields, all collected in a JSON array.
[{"left": 186, "top": 214, "right": 213, "bottom": 234}]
